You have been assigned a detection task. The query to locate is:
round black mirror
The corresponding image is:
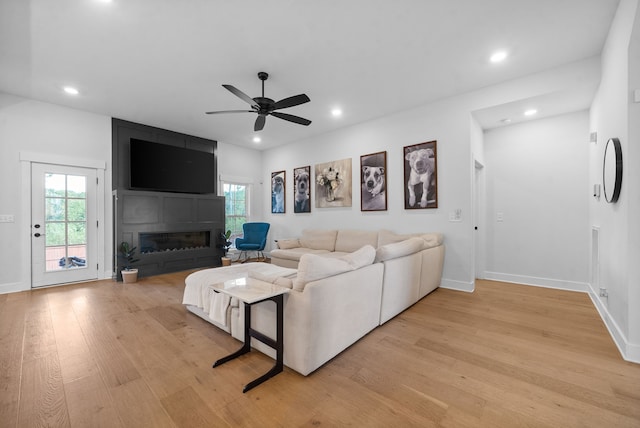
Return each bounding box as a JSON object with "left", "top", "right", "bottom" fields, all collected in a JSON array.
[{"left": 603, "top": 137, "right": 622, "bottom": 203}]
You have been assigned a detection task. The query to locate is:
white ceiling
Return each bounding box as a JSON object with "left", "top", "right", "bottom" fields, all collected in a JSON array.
[{"left": 0, "top": 0, "right": 620, "bottom": 150}]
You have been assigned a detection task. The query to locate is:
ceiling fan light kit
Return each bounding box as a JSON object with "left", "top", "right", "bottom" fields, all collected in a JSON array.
[{"left": 206, "top": 71, "right": 311, "bottom": 132}]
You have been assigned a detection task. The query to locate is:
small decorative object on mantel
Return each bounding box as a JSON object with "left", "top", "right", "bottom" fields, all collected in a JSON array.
[
  {"left": 118, "top": 241, "right": 140, "bottom": 283},
  {"left": 403, "top": 140, "right": 438, "bottom": 209},
  {"left": 315, "top": 158, "right": 352, "bottom": 208}
]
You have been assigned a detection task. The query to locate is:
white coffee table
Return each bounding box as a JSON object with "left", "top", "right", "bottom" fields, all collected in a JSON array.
[{"left": 211, "top": 277, "right": 290, "bottom": 393}]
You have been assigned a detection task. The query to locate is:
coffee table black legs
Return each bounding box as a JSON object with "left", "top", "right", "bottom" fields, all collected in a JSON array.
[{"left": 213, "top": 294, "right": 284, "bottom": 393}]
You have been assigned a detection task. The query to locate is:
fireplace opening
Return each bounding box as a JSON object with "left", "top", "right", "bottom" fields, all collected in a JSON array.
[{"left": 139, "top": 231, "right": 211, "bottom": 254}]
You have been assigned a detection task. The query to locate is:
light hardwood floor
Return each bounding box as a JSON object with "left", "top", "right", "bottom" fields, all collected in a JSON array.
[{"left": 1, "top": 272, "right": 639, "bottom": 427}]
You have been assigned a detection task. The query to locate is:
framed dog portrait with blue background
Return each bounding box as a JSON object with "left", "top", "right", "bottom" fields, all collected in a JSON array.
[
  {"left": 271, "top": 170, "right": 286, "bottom": 213},
  {"left": 360, "top": 151, "right": 387, "bottom": 211},
  {"left": 293, "top": 166, "right": 311, "bottom": 213},
  {"left": 403, "top": 141, "right": 438, "bottom": 209}
]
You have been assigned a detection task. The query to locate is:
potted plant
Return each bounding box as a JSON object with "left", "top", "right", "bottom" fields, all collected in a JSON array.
[
  {"left": 119, "top": 241, "right": 140, "bottom": 283},
  {"left": 220, "top": 230, "right": 232, "bottom": 266}
]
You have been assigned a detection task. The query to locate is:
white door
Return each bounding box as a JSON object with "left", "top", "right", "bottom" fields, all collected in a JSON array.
[
  {"left": 474, "top": 159, "right": 485, "bottom": 280},
  {"left": 31, "top": 163, "right": 98, "bottom": 288}
]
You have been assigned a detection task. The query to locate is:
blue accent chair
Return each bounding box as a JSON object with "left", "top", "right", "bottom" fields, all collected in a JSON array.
[{"left": 235, "top": 222, "right": 270, "bottom": 263}]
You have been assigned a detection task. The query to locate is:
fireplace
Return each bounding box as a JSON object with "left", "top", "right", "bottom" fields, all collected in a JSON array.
[
  {"left": 139, "top": 231, "right": 210, "bottom": 254},
  {"left": 114, "top": 189, "right": 225, "bottom": 279}
]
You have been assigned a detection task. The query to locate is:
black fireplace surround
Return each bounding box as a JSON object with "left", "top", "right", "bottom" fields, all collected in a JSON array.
[{"left": 112, "top": 119, "right": 225, "bottom": 280}]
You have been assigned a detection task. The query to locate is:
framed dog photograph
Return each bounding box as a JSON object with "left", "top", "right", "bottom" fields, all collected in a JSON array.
[
  {"left": 403, "top": 141, "right": 438, "bottom": 209},
  {"left": 271, "top": 170, "right": 286, "bottom": 213},
  {"left": 360, "top": 151, "right": 387, "bottom": 211},
  {"left": 293, "top": 166, "right": 311, "bottom": 213}
]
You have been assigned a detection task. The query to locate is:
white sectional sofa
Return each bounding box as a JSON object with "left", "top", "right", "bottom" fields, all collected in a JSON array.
[{"left": 183, "top": 229, "right": 444, "bottom": 376}]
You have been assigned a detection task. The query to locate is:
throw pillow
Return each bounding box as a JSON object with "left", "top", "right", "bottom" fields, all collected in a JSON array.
[{"left": 276, "top": 238, "right": 301, "bottom": 249}]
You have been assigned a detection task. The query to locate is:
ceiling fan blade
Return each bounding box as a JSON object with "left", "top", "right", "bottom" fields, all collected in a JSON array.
[
  {"left": 271, "top": 111, "right": 312, "bottom": 126},
  {"left": 273, "top": 94, "right": 310, "bottom": 110},
  {"left": 254, "top": 115, "right": 266, "bottom": 131},
  {"left": 222, "top": 84, "right": 259, "bottom": 108},
  {"left": 205, "top": 110, "right": 254, "bottom": 115}
]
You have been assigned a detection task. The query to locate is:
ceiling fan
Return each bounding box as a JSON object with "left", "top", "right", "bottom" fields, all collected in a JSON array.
[{"left": 206, "top": 71, "right": 311, "bottom": 132}]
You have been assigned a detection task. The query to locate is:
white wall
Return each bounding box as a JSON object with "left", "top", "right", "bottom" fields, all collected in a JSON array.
[
  {"left": 262, "top": 99, "right": 473, "bottom": 290},
  {"left": 0, "top": 93, "right": 112, "bottom": 293},
  {"left": 589, "top": 0, "right": 639, "bottom": 362},
  {"left": 0, "top": 93, "right": 264, "bottom": 294},
  {"left": 483, "top": 111, "right": 590, "bottom": 290},
  {"left": 628, "top": 0, "right": 640, "bottom": 354},
  {"left": 216, "top": 141, "right": 264, "bottom": 221},
  {"left": 260, "top": 59, "right": 601, "bottom": 292}
]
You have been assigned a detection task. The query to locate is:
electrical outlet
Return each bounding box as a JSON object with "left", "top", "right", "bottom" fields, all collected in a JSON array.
[
  {"left": 0, "top": 215, "right": 15, "bottom": 223},
  {"left": 496, "top": 212, "right": 504, "bottom": 222}
]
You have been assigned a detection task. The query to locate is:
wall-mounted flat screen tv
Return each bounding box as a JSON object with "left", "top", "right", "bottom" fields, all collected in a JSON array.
[{"left": 130, "top": 139, "right": 216, "bottom": 194}]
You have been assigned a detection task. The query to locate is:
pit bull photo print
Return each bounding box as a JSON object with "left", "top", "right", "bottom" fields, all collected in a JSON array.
[
  {"left": 360, "top": 151, "right": 387, "bottom": 211},
  {"left": 293, "top": 166, "right": 311, "bottom": 213},
  {"left": 271, "top": 170, "right": 286, "bottom": 213},
  {"left": 403, "top": 141, "right": 438, "bottom": 209}
]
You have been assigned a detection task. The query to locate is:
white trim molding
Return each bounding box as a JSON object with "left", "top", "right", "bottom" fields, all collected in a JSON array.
[
  {"left": 588, "top": 287, "right": 640, "bottom": 364},
  {"left": 483, "top": 271, "right": 589, "bottom": 293},
  {"left": 441, "top": 278, "right": 474, "bottom": 292}
]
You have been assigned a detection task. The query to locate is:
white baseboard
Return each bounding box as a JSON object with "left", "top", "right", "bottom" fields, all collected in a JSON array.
[
  {"left": 0, "top": 281, "right": 29, "bottom": 295},
  {"left": 587, "top": 286, "right": 640, "bottom": 364},
  {"left": 440, "top": 278, "right": 474, "bottom": 292},
  {"left": 483, "top": 271, "right": 589, "bottom": 293}
]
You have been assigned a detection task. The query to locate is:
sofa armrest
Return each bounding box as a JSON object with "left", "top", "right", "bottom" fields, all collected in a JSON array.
[
  {"left": 287, "top": 263, "right": 384, "bottom": 375},
  {"left": 374, "top": 237, "right": 424, "bottom": 263}
]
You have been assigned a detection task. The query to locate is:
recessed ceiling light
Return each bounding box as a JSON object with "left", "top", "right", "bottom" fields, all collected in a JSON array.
[
  {"left": 490, "top": 51, "right": 508, "bottom": 63},
  {"left": 252, "top": 136, "right": 261, "bottom": 143},
  {"left": 524, "top": 109, "right": 538, "bottom": 117},
  {"left": 331, "top": 108, "right": 342, "bottom": 117},
  {"left": 500, "top": 118, "right": 512, "bottom": 124},
  {"left": 63, "top": 86, "right": 79, "bottom": 95}
]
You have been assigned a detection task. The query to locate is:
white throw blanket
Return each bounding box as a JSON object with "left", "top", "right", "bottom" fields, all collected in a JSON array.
[{"left": 182, "top": 263, "right": 298, "bottom": 327}]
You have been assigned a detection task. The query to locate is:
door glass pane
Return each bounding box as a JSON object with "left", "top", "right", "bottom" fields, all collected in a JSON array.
[
  {"left": 43, "top": 172, "right": 87, "bottom": 271},
  {"left": 45, "top": 174, "right": 66, "bottom": 197},
  {"left": 67, "top": 199, "right": 86, "bottom": 221},
  {"left": 46, "top": 223, "right": 65, "bottom": 246},
  {"left": 46, "top": 198, "right": 66, "bottom": 221},
  {"left": 67, "top": 175, "right": 86, "bottom": 198},
  {"left": 68, "top": 222, "right": 86, "bottom": 245}
]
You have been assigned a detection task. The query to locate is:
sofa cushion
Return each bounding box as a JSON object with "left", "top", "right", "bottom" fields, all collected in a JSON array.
[
  {"left": 276, "top": 238, "right": 300, "bottom": 249},
  {"left": 300, "top": 229, "right": 338, "bottom": 251},
  {"left": 334, "top": 230, "right": 379, "bottom": 253},
  {"left": 270, "top": 247, "right": 330, "bottom": 262},
  {"left": 293, "top": 245, "right": 376, "bottom": 291},
  {"left": 375, "top": 237, "right": 424, "bottom": 263}
]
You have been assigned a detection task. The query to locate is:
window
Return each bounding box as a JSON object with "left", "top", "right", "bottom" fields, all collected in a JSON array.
[{"left": 223, "top": 182, "right": 249, "bottom": 244}]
